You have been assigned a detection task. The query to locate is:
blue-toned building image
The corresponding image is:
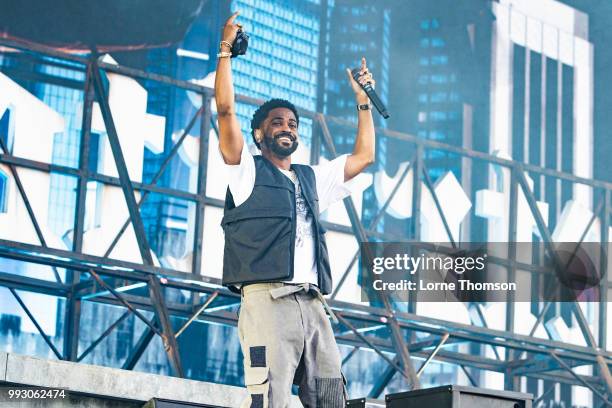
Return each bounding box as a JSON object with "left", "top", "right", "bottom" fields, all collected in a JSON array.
[{"left": 0, "top": 0, "right": 610, "bottom": 406}]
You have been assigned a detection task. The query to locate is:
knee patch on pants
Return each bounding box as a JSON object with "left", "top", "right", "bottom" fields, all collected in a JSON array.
[{"left": 242, "top": 366, "right": 270, "bottom": 408}]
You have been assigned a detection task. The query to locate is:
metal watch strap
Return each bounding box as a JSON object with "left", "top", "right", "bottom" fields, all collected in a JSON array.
[{"left": 357, "top": 103, "right": 371, "bottom": 111}]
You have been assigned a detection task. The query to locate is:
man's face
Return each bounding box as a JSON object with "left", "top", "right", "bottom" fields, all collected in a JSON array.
[{"left": 260, "top": 107, "right": 299, "bottom": 157}]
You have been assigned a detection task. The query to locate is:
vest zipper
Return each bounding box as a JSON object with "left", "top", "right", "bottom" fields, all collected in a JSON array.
[{"left": 290, "top": 183, "right": 296, "bottom": 281}]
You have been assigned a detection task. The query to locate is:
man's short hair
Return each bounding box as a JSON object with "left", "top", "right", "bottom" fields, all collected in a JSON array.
[{"left": 250, "top": 98, "right": 299, "bottom": 149}]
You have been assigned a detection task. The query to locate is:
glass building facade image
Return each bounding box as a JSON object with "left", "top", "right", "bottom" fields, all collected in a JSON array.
[
  {"left": 230, "top": 0, "right": 321, "bottom": 148},
  {"left": 0, "top": 0, "right": 611, "bottom": 406}
]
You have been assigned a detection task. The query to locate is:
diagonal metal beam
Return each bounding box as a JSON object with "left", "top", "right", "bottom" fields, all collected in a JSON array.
[
  {"left": 91, "top": 59, "right": 183, "bottom": 377},
  {"left": 335, "top": 312, "right": 405, "bottom": 376},
  {"left": 77, "top": 310, "right": 131, "bottom": 362},
  {"left": 469, "top": 304, "right": 502, "bottom": 360},
  {"left": 102, "top": 105, "right": 204, "bottom": 259},
  {"left": 416, "top": 332, "right": 450, "bottom": 377},
  {"left": 368, "top": 356, "right": 399, "bottom": 398},
  {"left": 460, "top": 364, "right": 479, "bottom": 387},
  {"left": 420, "top": 162, "right": 456, "bottom": 247},
  {"left": 368, "top": 333, "right": 452, "bottom": 398},
  {"left": 341, "top": 346, "right": 360, "bottom": 366},
  {"left": 10, "top": 288, "right": 63, "bottom": 360},
  {"left": 548, "top": 352, "right": 611, "bottom": 404},
  {"left": 175, "top": 291, "right": 218, "bottom": 338},
  {"left": 91, "top": 61, "right": 155, "bottom": 264},
  {"left": 0, "top": 135, "right": 62, "bottom": 284},
  {"left": 123, "top": 322, "right": 157, "bottom": 370},
  {"left": 88, "top": 269, "right": 161, "bottom": 336},
  {"left": 533, "top": 384, "right": 556, "bottom": 407}
]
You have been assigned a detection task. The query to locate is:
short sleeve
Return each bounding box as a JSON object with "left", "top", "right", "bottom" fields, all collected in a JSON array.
[
  {"left": 219, "top": 144, "right": 256, "bottom": 207},
  {"left": 311, "top": 154, "right": 363, "bottom": 213}
]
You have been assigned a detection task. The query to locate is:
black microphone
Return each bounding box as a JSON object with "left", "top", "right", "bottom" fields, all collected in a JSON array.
[{"left": 351, "top": 68, "right": 390, "bottom": 119}]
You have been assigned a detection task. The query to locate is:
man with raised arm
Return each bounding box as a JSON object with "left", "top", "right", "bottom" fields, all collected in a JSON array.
[{"left": 215, "top": 11, "right": 376, "bottom": 407}]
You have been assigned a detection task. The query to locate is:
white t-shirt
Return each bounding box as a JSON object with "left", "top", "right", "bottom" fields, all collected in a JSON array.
[{"left": 222, "top": 145, "right": 357, "bottom": 285}]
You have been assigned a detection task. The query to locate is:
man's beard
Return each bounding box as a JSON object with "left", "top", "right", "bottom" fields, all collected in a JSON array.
[{"left": 263, "top": 131, "right": 298, "bottom": 157}]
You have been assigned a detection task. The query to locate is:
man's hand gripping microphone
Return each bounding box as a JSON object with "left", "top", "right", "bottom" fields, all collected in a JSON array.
[{"left": 351, "top": 68, "right": 390, "bottom": 119}]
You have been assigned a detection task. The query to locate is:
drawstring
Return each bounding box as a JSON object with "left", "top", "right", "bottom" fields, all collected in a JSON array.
[{"left": 269, "top": 283, "right": 339, "bottom": 324}]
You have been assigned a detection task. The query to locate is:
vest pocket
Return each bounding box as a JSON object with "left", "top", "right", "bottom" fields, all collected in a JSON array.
[
  {"left": 222, "top": 213, "right": 293, "bottom": 284},
  {"left": 222, "top": 208, "right": 292, "bottom": 225}
]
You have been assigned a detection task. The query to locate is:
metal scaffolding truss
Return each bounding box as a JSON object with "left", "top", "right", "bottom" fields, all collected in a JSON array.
[{"left": 0, "top": 38, "right": 610, "bottom": 405}]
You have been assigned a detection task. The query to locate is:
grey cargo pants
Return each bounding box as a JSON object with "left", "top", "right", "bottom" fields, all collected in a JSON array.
[{"left": 238, "top": 283, "right": 347, "bottom": 408}]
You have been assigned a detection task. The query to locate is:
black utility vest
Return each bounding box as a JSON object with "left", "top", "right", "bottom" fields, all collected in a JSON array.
[{"left": 221, "top": 155, "right": 332, "bottom": 294}]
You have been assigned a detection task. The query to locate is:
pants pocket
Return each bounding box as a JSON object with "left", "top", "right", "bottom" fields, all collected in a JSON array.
[
  {"left": 315, "top": 376, "right": 345, "bottom": 408},
  {"left": 242, "top": 366, "right": 270, "bottom": 408}
]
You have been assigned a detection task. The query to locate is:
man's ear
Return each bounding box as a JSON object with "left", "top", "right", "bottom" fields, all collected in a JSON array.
[{"left": 255, "top": 129, "right": 263, "bottom": 143}]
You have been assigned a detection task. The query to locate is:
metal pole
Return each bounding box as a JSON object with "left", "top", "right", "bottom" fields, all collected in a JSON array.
[
  {"left": 408, "top": 144, "right": 423, "bottom": 319},
  {"left": 505, "top": 165, "right": 518, "bottom": 391},
  {"left": 64, "top": 59, "right": 95, "bottom": 362},
  {"left": 191, "top": 95, "right": 212, "bottom": 276},
  {"left": 411, "top": 144, "right": 423, "bottom": 241},
  {"left": 598, "top": 189, "right": 610, "bottom": 408},
  {"left": 175, "top": 291, "right": 218, "bottom": 338},
  {"left": 416, "top": 333, "right": 450, "bottom": 377}
]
